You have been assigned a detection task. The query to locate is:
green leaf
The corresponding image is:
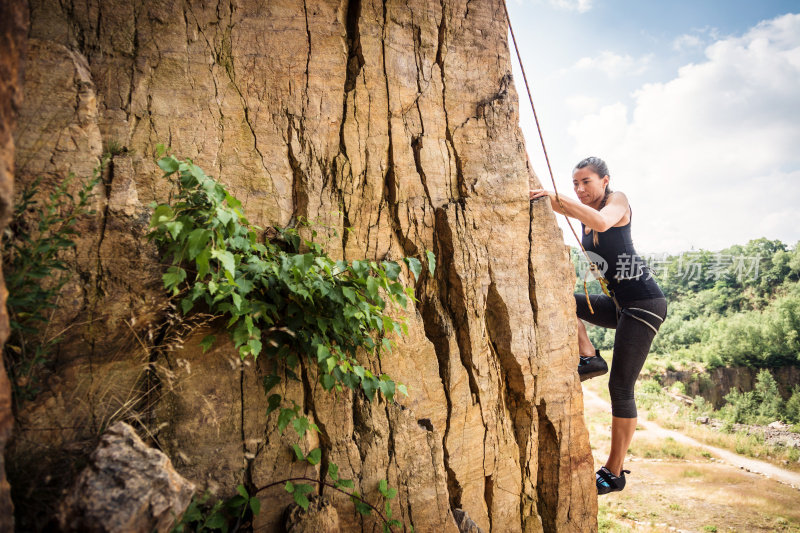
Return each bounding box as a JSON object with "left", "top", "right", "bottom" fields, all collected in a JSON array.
[
  {"left": 199, "top": 334, "right": 216, "bottom": 353},
  {"left": 306, "top": 447, "right": 322, "bottom": 465},
  {"left": 285, "top": 481, "right": 295, "bottom": 493},
  {"left": 163, "top": 266, "right": 187, "bottom": 290},
  {"left": 294, "top": 493, "right": 310, "bottom": 510},
  {"left": 155, "top": 143, "right": 166, "bottom": 158},
  {"left": 327, "top": 462, "right": 339, "bottom": 481},
  {"left": 405, "top": 257, "right": 422, "bottom": 281},
  {"left": 249, "top": 496, "right": 261, "bottom": 516},
  {"left": 366, "top": 276, "right": 379, "bottom": 299},
  {"left": 263, "top": 375, "right": 281, "bottom": 394},
  {"left": 292, "top": 443, "right": 304, "bottom": 461},
  {"left": 227, "top": 495, "right": 247, "bottom": 510},
  {"left": 266, "top": 394, "right": 282, "bottom": 416},
  {"left": 426, "top": 249, "right": 436, "bottom": 275},
  {"left": 352, "top": 495, "right": 372, "bottom": 516},
  {"left": 187, "top": 228, "right": 211, "bottom": 259},
  {"left": 211, "top": 249, "right": 236, "bottom": 275},
  {"left": 204, "top": 510, "right": 228, "bottom": 530},
  {"left": 236, "top": 484, "right": 249, "bottom": 499},
  {"left": 164, "top": 220, "right": 184, "bottom": 240},
  {"left": 382, "top": 261, "right": 402, "bottom": 281},
  {"left": 278, "top": 408, "right": 295, "bottom": 433},
  {"left": 157, "top": 156, "right": 180, "bottom": 174},
  {"left": 362, "top": 378, "right": 377, "bottom": 401},
  {"left": 320, "top": 373, "right": 335, "bottom": 390},
  {"left": 335, "top": 478, "right": 354, "bottom": 489},
  {"left": 316, "top": 344, "right": 331, "bottom": 363},
  {"left": 196, "top": 247, "right": 211, "bottom": 279},
  {"left": 292, "top": 416, "right": 310, "bottom": 437},
  {"left": 150, "top": 204, "right": 174, "bottom": 226},
  {"left": 379, "top": 479, "right": 388, "bottom": 496},
  {"left": 324, "top": 356, "right": 337, "bottom": 373},
  {"left": 397, "top": 383, "right": 408, "bottom": 397},
  {"left": 292, "top": 484, "right": 314, "bottom": 510},
  {"left": 342, "top": 286, "right": 356, "bottom": 303}
]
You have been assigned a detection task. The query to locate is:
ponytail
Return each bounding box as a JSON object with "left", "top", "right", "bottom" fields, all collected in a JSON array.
[{"left": 592, "top": 187, "right": 612, "bottom": 247}]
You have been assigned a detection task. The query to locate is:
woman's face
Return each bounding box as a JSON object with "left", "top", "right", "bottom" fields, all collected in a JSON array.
[{"left": 572, "top": 166, "right": 609, "bottom": 207}]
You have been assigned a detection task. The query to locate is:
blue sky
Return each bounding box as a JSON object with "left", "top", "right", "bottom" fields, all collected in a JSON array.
[{"left": 505, "top": 0, "right": 800, "bottom": 253}]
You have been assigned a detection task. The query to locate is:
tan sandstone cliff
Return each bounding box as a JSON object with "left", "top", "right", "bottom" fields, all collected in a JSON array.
[{"left": 7, "top": 0, "right": 596, "bottom": 531}]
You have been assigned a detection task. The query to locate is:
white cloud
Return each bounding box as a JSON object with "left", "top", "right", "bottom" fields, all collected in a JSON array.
[
  {"left": 671, "top": 26, "right": 720, "bottom": 52},
  {"left": 548, "top": 0, "right": 593, "bottom": 14},
  {"left": 672, "top": 34, "right": 703, "bottom": 51},
  {"left": 564, "top": 94, "right": 601, "bottom": 115},
  {"left": 566, "top": 14, "right": 800, "bottom": 252},
  {"left": 569, "top": 50, "right": 653, "bottom": 78}
]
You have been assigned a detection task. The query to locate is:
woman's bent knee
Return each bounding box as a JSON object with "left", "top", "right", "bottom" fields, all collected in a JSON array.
[{"left": 609, "top": 385, "right": 637, "bottom": 418}]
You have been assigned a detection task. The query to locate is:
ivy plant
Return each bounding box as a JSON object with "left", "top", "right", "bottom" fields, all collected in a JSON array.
[
  {"left": 147, "top": 148, "right": 435, "bottom": 401},
  {"left": 149, "top": 147, "right": 431, "bottom": 532}
]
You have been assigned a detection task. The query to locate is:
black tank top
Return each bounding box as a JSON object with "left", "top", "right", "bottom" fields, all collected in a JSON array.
[{"left": 581, "top": 206, "right": 664, "bottom": 304}]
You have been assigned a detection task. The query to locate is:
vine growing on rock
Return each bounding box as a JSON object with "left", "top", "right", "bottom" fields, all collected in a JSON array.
[
  {"left": 2, "top": 157, "right": 105, "bottom": 400},
  {"left": 149, "top": 147, "right": 431, "bottom": 531}
]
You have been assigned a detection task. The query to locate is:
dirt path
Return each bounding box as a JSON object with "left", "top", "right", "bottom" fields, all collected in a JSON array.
[
  {"left": 583, "top": 388, "right": 800, "bottom": 489},
  {"left": 582, "top": 384, "right": 800, "bottom": 532}
]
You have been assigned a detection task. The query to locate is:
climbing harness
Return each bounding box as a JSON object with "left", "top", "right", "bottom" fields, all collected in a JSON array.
[
  {"left": 501, "top": 1, "right": 615, "bottom": 313},
  {"left": 619, "top": 307, "right": 664, "bottom": 335}
]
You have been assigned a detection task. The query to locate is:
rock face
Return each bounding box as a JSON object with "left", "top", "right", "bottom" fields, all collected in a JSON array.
[
  {"left": 0, "top": 1, "right": 28, "bottom": 532},
  {"left": 284, "top": 495, "right": 341, "bottom": 533},
  {"left": 9, "top": 1, "right": 596, "bottom": 531},
  {"left": 58, "top": 421, "right": 195, "bottom": 533},
  {"left": 660, "top": 366, "right": 800, "bottom": 408}
]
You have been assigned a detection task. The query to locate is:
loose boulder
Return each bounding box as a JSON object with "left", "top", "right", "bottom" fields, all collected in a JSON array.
[{"left": 58, "top": 421, "right": 195, "bottom": 533}]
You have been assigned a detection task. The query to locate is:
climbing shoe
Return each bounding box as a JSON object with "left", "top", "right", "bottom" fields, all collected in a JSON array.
[
  {"left": 596, "top": 466, "right": 630, "bottom": 495},
  {"left": 578, "top": 349, "right": 608, "bottom": 382}
]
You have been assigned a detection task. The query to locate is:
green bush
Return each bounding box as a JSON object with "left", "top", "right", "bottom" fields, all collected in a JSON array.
[
  {"left": 784, "top": 386, "right": 800, "bottom": 424},
  {"left": 719, "top": 369, "right": 784, "bottom": 424},
  {"left": 640, "top": 379, "right": 663, "bottom": 395}
]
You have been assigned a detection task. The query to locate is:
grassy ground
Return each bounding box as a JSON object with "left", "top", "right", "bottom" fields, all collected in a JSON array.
[{"left": 583, "top": 355, "right": 800, "bottom": 532}]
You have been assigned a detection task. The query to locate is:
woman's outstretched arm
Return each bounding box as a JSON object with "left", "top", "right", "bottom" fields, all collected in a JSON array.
[{"left": 530, "top": 189, "right": 629, "bottom": 232}]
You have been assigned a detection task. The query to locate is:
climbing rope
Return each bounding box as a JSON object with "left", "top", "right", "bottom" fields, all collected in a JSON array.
[{"left": 501, "top": 0, "right": 615, "bottom": 313}]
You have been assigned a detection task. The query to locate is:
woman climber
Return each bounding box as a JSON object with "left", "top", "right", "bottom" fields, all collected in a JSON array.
[{"left": 530, "top": 156, "right": 667, "bottom": 495}]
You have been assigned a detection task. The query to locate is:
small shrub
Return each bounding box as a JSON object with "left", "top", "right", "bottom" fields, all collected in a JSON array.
[
  {"left": 784, "top": 386, "right": 800, "bottom": 424},
  {"left": 754, "top": 369, "right": 783, "bottom": 421},
  {"left": 640, "top": 379, "right": 662, "bottom": 395},
  {"left": 2, "top": 159, "right": 104, "bottom": 399},
  {"left": 662, "top": 437, "right": 686, "bottom": 459},
  {"left": 671, "top": 381, "right": 687, "bottom": 395}
]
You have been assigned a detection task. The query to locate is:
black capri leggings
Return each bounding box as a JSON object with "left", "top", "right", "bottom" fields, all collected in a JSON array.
[{"left": 575, "top": 294, "right": 668, "bottom": 418}]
